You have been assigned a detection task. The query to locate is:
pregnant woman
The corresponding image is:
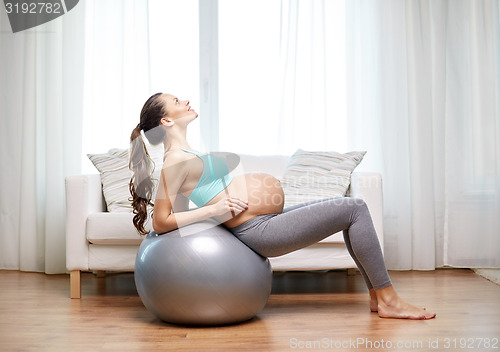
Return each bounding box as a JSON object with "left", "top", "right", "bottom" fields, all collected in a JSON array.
[{"left": 129, "top": 93, "right": 436, "bottom": 320}]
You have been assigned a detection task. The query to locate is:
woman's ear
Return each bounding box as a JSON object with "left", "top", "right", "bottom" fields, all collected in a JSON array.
[{"left": 160, "top": 117, "right": 174, "bottom": 127}]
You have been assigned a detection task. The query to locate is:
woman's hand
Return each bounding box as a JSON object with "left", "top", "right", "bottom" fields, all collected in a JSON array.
[{"left": 211, "top": 196, "right": 249, "bottom": 218}]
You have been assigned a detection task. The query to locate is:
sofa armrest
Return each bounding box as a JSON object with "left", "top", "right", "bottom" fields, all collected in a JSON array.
[
  {"left": 349, "top": 172, "right": 384, "bottom": 252},
  {"left": 65, "top": 174, "right": 106, "bottom": 271}
]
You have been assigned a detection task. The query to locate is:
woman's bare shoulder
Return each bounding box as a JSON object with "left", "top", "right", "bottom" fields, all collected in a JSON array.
[{"left": 161, "top": 149, "right": 195, "bottom": 171}]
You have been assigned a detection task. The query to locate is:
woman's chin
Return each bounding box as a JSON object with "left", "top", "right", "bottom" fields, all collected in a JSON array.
[{"left": 181, "top": 112, "right": 198, "bottom": 124}]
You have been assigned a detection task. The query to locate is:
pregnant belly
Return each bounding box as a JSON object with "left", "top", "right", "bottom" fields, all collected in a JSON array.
[{"left": 215, "top": 173, "right": 284, "bottom": 228}]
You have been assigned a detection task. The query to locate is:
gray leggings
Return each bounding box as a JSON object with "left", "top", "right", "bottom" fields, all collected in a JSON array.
[{"left": 227, "top": 197, "right": 392, "bottom": 290}]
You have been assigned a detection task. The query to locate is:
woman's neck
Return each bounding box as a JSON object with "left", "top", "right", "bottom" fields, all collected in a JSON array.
[{"left": 163, "top": 132, "right": 192, "bottom": 153}]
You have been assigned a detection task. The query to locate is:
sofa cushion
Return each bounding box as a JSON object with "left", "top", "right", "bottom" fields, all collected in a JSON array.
[
  {"left": 87, "top": 146, "right": 164, "bottom": 213},
  {"left": 86, "top": 212, "right": 149, "bottom": 245},
  {"left": 280, "top": 149, "right": 366, "bottom": 208}
]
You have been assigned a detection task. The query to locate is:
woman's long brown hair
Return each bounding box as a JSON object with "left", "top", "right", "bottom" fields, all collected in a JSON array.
[{"left": 129, "top": 93, "right": 166, "bottom": 235}]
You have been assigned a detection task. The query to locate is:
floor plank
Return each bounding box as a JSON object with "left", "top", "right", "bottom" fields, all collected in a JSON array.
[{"left": 0, "top": 269, "right": 499, "bottom": 351}]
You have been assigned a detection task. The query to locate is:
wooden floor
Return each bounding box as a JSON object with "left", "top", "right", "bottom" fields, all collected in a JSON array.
[{"left": 1, "top": 269, "right": 499, "bottom": 352}]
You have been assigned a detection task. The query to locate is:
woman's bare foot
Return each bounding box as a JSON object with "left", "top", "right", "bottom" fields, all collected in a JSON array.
[
  {"left": 375, "top": 285, "right": 436, "bottom": 320},
  {"left": 369, "top": 288, "right": 427, "bottom": 314},
  {"left": 378, "top": 298, "right": 436, "bottom": 320}
]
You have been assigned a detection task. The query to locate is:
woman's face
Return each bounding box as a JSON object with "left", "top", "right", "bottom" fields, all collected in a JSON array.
[{"left": 160, "top": 94, "right": 198, "bottom": 125}]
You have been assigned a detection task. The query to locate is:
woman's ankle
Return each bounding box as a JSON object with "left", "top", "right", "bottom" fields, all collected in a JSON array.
[{"left": 374, "top": 285, "right": 398, "bottom": 306}]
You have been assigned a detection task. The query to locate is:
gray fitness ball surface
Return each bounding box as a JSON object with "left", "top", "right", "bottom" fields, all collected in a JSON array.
[{"left": 134, "top": 220, "right": 273, "bottom": 326}]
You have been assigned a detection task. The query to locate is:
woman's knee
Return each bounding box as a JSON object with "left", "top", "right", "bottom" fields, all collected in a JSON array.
[
  {"left": 353, "top": 197, "right": 367, "bottom": 208},
  {"left": 347, "top": 198, "right": 370, "bottom": 216},
  {"left": 340, "top": 197, "right": 367, "bottom": 209}
]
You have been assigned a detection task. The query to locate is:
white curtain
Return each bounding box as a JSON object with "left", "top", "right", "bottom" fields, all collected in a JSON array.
[
  {"left": 0, "top": 3, "right": 86, "bottom": 273},
  {"left": 346, "top": 0, "right": 500, "bottom": 269},
  {"left": 0, "top": 0, "right": 198, "bottom": 273},
  {"left": 0, "top": 0, "right": 152, "bottom": 273},
  {"left": 277, "top": 0, "right": 348, "bottom": 154},
  {"left": 81, "top": 0, "right": 151, "bottom": 173},
  {"left": 80, "top": 0, "right": 199, "bottom": 174},
  {"left": 220, "top": 0, "right": 499, "bottom": 269},
  {"left": 217, "top": 0, "right": 282, "bottom": 155}
]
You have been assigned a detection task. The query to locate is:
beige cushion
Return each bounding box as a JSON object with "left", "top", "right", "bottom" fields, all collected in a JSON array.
[
  {"left": 87, "top": 146, "right": 163, "bottom": 212},
  {"left": 280, "top": 149, "right": 366, "bottom": 208},
  {"left": 86, "top": 212, "right": 149, "bottom": 245},
  {"left": 87, "top": 149, "right": 133, "bottom": 212}
]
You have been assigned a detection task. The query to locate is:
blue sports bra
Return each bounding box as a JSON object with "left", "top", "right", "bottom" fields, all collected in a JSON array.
[{"left": 181, "top": 149, "right": 233, "bottom": 207}]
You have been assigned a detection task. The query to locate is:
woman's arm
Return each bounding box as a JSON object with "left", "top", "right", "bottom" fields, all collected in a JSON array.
[
  {"left": 152, "top": 161, "right": 247, "bottom": 234},
  {"left": 153, "top": 200, "right": 217, "bottom": 234}
]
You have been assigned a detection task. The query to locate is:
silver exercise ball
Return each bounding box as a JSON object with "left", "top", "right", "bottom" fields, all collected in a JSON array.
[{"left": 134, "top": 221, "right": 273, "bottom": 326}]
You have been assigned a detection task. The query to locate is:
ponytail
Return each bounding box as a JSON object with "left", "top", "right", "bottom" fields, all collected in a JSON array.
[
  {"left": 129, "top": 93, "right": 166, "bottom": 235},
  {"left": 129, "top": 125, "right": 155, "bottom": 236}
]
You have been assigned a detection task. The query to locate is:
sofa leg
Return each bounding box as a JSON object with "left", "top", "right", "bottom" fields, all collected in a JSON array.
[
  {"left": 347, "top": 268, "right": 358, "bottom": 276},
  {"left": 70, "top": 270, "right": 81, "bottom": 299}
]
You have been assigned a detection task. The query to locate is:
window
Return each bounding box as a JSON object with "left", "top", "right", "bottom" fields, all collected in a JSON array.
[
  {"left": 81, "top": 0, "right": 200, "bottom": 173},
  {"left": 218, "top": 0, "right": 347, "bottom": 155},
  {"left": 82, "top": 0, "right": 348, "bottom": 175},
  {"left": 218, "top": 0, "right": 281, "bottom": 155}
]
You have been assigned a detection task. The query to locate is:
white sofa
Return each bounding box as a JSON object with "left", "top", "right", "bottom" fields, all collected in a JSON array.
[{"left": 65, "top": 154, "right": 384, "bottom": 298}]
